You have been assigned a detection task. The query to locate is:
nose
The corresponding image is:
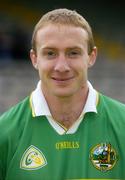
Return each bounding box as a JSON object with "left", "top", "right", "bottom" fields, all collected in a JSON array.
[{"left": 54, "top": 54, "right": 70, "bottom": 72}]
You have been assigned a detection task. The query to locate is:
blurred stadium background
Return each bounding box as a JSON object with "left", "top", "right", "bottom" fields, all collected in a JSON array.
[{"left": 0, "top": 0, "right": 125, "bottom": 114}]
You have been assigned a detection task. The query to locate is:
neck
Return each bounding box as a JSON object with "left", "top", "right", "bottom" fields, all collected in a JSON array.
[{"left": 42, "top": 86, "right": 89, "bottom": 129}]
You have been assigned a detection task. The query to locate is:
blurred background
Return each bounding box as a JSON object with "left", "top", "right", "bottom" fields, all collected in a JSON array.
[{"left": 0, "top": 0, "right": 125, "bottom": 114}]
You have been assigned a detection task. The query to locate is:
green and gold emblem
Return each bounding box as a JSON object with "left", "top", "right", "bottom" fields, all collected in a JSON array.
[
  {"left": 20, "top": 145, "right": 47, "bottom": 170},
  {"left": 90, "top": 143, "right": 118, "bottom": 172}
]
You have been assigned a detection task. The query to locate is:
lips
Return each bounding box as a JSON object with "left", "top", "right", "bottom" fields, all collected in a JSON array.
[{"left": 52, "top": 77, "right": 73, "bottom": 81}]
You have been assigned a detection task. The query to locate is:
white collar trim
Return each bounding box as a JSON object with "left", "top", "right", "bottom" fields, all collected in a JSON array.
[
  {"left": 31, "top": 81, "right": 51, "bottom": 117},
  {"left": 31, "top": 81, "right": 98, "bottom": 135}
]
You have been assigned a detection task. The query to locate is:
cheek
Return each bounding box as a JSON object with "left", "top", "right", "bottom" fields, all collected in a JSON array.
[
  {"left": 72, "top": 60, "right": 88, "bottom": 73},
  {"left": 76, "top": 63, "right": 88, "bottom": 79},
  {"left": 38, "top": 61, "right": 53, "bottom": 77}
]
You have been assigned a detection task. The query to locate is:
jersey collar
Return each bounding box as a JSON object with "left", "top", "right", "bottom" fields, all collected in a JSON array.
[
  {"left": 30, "top": 81, "right": 98, "bottom": 135},
  {"left": 30, "top": 81, "right": 51, "bottom": 117}
]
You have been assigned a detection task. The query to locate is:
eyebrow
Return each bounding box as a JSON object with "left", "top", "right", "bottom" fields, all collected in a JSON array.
[
  {"left": 41, "top": 46, "right": 83, "bottom": 51},
  {"left": 66, "top": 47, "right": 83, "bottom": 50},
  {"left": 41, "top": 47, "right": 57, "bottom": 51}
]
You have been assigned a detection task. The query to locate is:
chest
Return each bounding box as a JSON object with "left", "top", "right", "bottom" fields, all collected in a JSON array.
[{"left": 5, "top": 114, "right": 125, "bottom": 180}]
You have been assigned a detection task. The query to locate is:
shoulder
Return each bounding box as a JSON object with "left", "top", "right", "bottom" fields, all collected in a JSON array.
[
  {"left": 99, "top": 93, "right": 125, "bottom": 110},
  {"left": 98, "top": 93, "right": 125, "bottom": 121},
  {"left": 0, "top": 96, "right": 30, "bottom": 123},
  {"left": 0, "top": 96, "right": 31, "bottom": 145}
]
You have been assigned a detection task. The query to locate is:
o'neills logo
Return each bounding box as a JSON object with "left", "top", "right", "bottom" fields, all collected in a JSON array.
[
  {"left": 90, "top": 143, "right": 118, "bottom": 172},
  {"left": 56, "top": 141, "right": 80, "bottom": 150}
]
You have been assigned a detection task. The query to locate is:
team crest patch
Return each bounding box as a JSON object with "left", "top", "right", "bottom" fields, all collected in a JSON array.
[
  {"left": 20, "top": 145, "right": 47, "bottom": 170},
  {"left": 90, "top": 143, "right": 118, "bottom": 172}
]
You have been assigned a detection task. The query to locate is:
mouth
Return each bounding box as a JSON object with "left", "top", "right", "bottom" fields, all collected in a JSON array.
[{"left": 52, "top": 77, "right": 74, "bottom": 82}]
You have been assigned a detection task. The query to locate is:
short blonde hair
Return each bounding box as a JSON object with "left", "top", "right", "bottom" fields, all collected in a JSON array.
[{"left": 31, "top": 8, "right": 95, "bottom": 54}]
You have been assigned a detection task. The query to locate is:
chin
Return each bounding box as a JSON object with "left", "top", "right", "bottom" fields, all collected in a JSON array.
[{"left": 53, "top": 90, "right": 76, "bottom": 98}]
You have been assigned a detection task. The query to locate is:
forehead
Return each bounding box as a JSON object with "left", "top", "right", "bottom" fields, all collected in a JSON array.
[{"left": 36, "top": 24, "right": 88, "bottom": 48}]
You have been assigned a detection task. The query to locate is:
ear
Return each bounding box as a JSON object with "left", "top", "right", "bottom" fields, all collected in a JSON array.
[
  {"left": 88, "top": 46, "right": 97, "bottom": 68},
  {"left": 30, "top": 49, "right": 38, "bottom": 69}
]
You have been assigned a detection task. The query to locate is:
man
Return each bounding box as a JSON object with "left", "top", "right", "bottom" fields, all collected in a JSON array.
[{"left": 0, "top": 8, "right": 125, "bottom": 180}]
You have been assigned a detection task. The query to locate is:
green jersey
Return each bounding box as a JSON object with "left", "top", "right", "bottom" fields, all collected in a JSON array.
[{"left": 0, "top": 93, "right": 125, "bottom": 180}]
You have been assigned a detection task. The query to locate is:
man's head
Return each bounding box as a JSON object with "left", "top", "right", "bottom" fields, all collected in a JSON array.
[
  {"left": 30, "top": 8, "right": 97, "bottom": 98},
  {"left": 31, "top": 8, "right": 95, "bottom": 55}
]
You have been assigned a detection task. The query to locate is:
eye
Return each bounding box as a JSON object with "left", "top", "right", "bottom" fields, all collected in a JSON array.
[
  {"left": 48, "top": 51, "right": 55, "bottom": 56},
  {"left": 67, "top": 50, "right": 81, "bottom": 58},
  {"left": 46, "top": 50, "right": 57, "bottom": 59},
  {"left": 42, "top": 49, "right": 57, "bottom": 59}
]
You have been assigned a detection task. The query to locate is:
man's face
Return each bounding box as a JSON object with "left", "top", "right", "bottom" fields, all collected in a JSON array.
[{"left": 30, "top": 24, "right": 96, "bottom": 98}]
